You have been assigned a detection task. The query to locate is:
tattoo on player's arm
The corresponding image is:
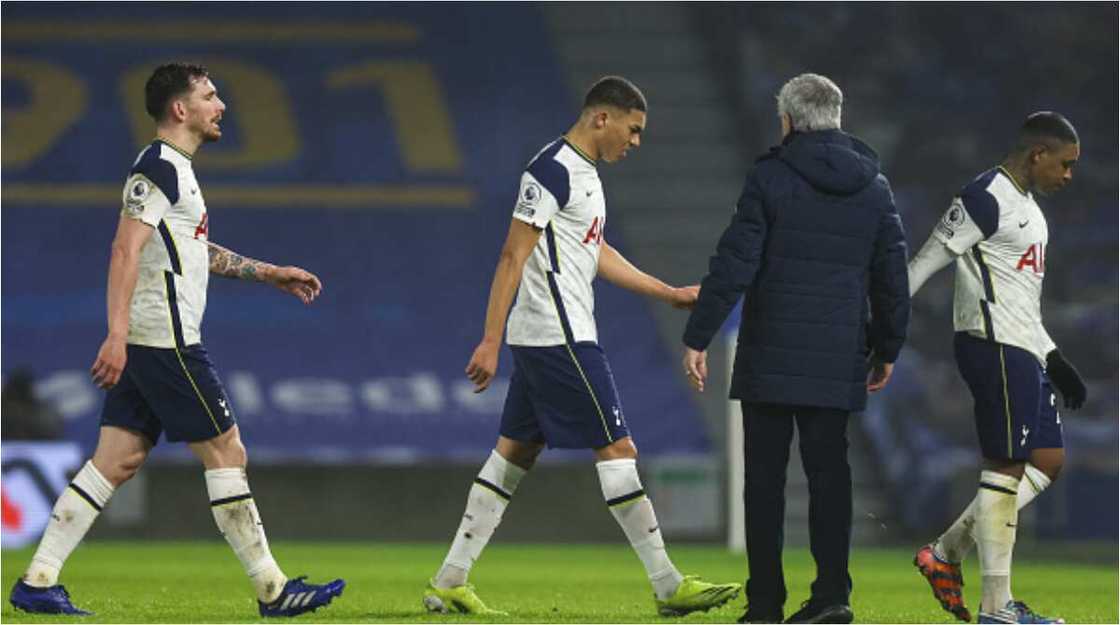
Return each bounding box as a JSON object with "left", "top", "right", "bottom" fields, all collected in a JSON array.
[{"left": 207, "top": 242, "right": 269, "bottom": 281}]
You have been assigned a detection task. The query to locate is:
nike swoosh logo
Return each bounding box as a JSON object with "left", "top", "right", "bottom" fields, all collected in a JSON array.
[
  {"left": 1006, "top": 522, "right": 1017, "bottom": 528},
  {"left": 586, "top": 190, "right": 594, "bottom": 197},
  {"left": 648, "top": 526, "right": 659, "bottom": 533},
  {"left": 1018, "top": 220, "right": 1029, "bottom": 228}
]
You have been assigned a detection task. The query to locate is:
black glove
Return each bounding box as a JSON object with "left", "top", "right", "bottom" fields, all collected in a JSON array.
[{"left": 1046, "top": 349, "right": 1086, "bottom": 410}]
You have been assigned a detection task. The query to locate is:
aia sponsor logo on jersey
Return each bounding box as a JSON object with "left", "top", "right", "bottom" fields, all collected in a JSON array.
[
  {"left": 194, "top": 212, "right": 209, "bottom": 240},
  {"left": 1017, "top": 243, "right": 1044, "bottom": 274},
  {"left": 583, "top": 216, "right": 605, "bottom": 245}
]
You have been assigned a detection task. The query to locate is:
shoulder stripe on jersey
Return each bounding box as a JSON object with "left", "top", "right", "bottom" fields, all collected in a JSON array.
[
  {"left": 131, "top": 142, "right": 180, "bottom": 204},
  {"left": 540, "top": 220, "right": 611, "bottom": 443},
  {"left": 526, "top": 141, "right": 570, "bottom": 209},
  {"left": 562, "top": 137, "right": 596, "bottom": 167},
  {"left": 971, "top": 247, "right": 996, "bottom": 304},
  {"left": 958, "top": 170, "right": 1000, "bottom": 239},
  {"left": 544, "top": 223, "right": 561, "bottom": 273},
  {"left": 971, "top": 246, "right": 996, "bottom": 340},
  {"left": 161, "top": 272, "right": 221, "bottom": 437},
  {"left": 979, "top": 300, "right": 996, "bottom": 341},
  {"left": 545, "top": 273, "right": 576, "bottom": 345},
  {"left": 163, "top": 271, "right": 187, "bottom": 348},
  {"left": 158, "top": 220, "right": 183, "bottom": 275}
]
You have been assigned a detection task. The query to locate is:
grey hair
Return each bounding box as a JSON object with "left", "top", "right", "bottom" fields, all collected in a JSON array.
[{"left": 776, "top": 73, "right": 842, "bottom": 132}]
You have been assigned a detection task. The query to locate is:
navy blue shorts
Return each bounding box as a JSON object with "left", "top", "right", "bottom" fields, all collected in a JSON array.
[
  {"left": 100, "top": 344, "right": 236, "bottom": 445},
  {"left": 954, "top": 332, "right": 1063, "bottom": 461},
  {"left": 500, "top": 342, "right": 631, "bottom": 449}
]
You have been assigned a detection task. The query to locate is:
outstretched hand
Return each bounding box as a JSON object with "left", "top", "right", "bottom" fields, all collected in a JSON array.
[
  {"left": 268, "top": 266, "right": 322, "bottom": 304},
  {"left": 669, "top": 285, "right": 700, "bottom": 310}
]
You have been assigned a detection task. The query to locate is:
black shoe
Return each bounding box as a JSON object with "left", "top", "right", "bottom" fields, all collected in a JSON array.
[
  {"left": 784, "top": 600, "right": 853, "bottom": 624},
  {"left": 739, "top": 608, "right": 784, "bottom": 623}
]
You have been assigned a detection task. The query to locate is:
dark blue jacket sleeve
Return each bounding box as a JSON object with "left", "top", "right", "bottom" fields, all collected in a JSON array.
[
  {"left": 867, "top": 178, "right": 910, "bottom": 363},
  {"left": 682, "top": 170, "right": 768, "bottom": 351}
]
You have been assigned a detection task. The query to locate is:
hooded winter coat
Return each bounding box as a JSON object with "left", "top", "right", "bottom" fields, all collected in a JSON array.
[{"left": 684, "top": 129, "right": 910, "bottom": 411}]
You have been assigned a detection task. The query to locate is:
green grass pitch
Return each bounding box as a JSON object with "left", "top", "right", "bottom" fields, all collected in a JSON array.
[{"left": 2, "top": 542, "right": 1116, "bottom": 623}]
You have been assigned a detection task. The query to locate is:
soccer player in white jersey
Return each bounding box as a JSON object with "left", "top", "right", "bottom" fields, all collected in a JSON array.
[
  {"left": 907, "top": 112, "right": 1086, "bottom": 625},
  {"left": 421, "top": 76, "right": 741, "bottom": 617},
  {"left": 8, "top": 63, "right": 345, "bottom": 618}
]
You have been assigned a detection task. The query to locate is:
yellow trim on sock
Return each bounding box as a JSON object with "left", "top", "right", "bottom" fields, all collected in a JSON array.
[
  {"left": 607, "top": 494, "right": 648, "bottom": 509},
  {"left": 210, "top": 498, "right": 254, "bottom": 508}
]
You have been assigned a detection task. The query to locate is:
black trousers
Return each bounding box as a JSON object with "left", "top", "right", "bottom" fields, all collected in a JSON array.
[{"left": 741, "top": 402, "right": 853, "bottom": 612}]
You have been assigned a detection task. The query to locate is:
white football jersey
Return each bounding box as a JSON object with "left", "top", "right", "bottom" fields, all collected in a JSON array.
[
  {"left": 506, "top": 138, "right": 605, "bottom": 346},
  {"left": 934, "top": 166, "right": 1054, "bottom": 364},
  {"left": 120, "top": 140, "right": 210, "bottom": 348}
]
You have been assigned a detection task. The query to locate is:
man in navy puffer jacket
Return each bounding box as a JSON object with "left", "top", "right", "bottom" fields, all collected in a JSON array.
[{"left": 682, "top": 74, "right": 910, "bottom": 624}]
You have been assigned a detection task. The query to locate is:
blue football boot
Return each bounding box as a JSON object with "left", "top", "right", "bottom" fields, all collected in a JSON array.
[
  {"left": 258, "top": 575, "right": 345, "bottom": 617},
  {"left": 978, "top": 600, "right": 1064, "bottom": 624},
  {"left": 9, "top": 579, "right": 92, "bottom": 615}
]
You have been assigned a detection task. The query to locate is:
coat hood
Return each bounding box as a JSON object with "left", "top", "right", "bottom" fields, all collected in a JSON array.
[{"left": 778, "top": 130, "right": 880, "bottom": 195}]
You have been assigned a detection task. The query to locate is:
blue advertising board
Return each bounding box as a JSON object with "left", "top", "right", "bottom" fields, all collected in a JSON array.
[{"left": 2, "top": 3, "right": 710, "bottom": 461}]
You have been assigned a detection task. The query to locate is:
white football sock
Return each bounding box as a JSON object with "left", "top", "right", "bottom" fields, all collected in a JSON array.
[
  {"left": 24, "top": 461, "right": 115, "bottom": 587},
  {"left": 935, "top": 464, "right": 1052, "bottom": 563},
  {"left": 934, "top": 497, "right": 976, "bottom": 564},
  {"left": 597, "top": 458, "right": 683, "bottom": 600},
  {"left": 1016, "top": 464, "right": 1051, "bottom": 510},
  {"left": 205, "top": 468, "right": 287, "bottom": 602},
  {"left": 435, "top": 449, "right": 526, "bottom": 589},
  {"left": 974, "top": 470, "right": 1019, "bottom": 613}
]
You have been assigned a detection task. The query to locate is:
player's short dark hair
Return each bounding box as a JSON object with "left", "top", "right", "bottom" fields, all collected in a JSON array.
[
  {"left": 1013, "top": 111, "right": 1079, "bottom": 154},
  {"left": 145, "top": 62, "right": 210, "bottom": 121},
  {"left": 583, "top": 76, "right": 647, "bottom": 113}
]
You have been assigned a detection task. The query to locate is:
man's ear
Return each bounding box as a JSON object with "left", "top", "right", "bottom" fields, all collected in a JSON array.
[
  {"left": 170, "top": 99, "right": 187, "bottom": 123},
  {"left": 593, "top": 110, "right": 609, "bottom": 129},
  {"left": 1030, "top": 145, "right": 1047, "bottom": 164}
]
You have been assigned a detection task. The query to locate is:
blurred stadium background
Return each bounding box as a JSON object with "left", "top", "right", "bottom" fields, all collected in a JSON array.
[{"left": 2, "top": 1, "right": 1116, "bottom": 559}]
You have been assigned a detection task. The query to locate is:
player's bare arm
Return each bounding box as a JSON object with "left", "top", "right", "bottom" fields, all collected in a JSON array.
[
  {"left": 597, "top": 241, "right": 698, "bottom": 310},
  {"left": 466, "top": 219, "right": 542, "bottom": 393},
  {"left": 91, "top": 215, "right": 154, "bottom": 390},
  {"left": 595, "top": 242, "right": 705, "bottom": 392},
  {"left": 207, "top": 241, "right": 322, "bottom": 304}
]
